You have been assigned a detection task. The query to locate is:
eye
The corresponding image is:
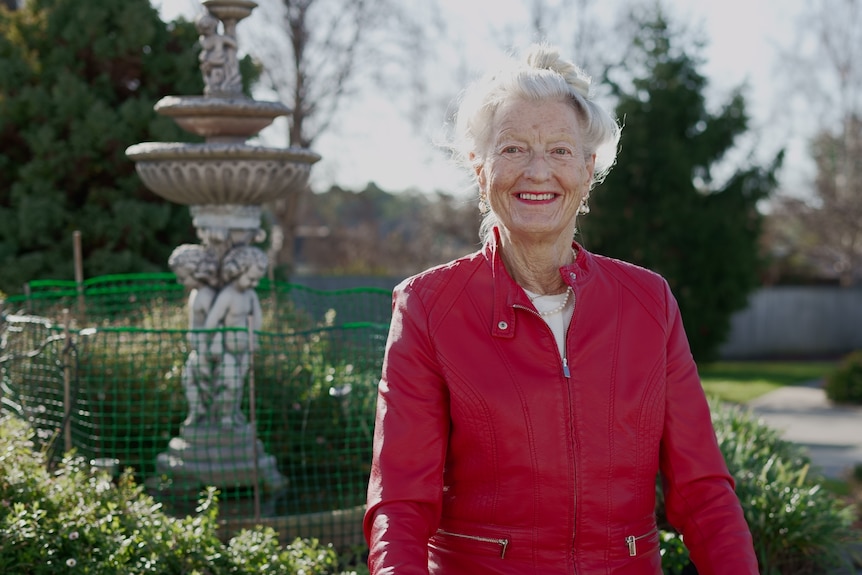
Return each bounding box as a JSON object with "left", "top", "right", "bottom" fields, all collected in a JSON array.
[
  {"left": 501, "top": 145, "right": 521, "bottom": 154},
  {"left": 551, "top": 147, "right": 573, "bottom": 156}
]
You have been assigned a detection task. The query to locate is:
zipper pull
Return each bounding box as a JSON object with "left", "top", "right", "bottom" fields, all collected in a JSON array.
[
  {"left": 626, "top": 535, "right": 636, "bottom": 556},
  {"left": 562, "top": 356, "right": 571, "bottom": 378}
]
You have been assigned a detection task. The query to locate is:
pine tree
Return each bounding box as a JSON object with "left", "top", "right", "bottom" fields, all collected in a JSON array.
[
  {"left": 0, "top": 0, "right": 203, "bottom": 295},
  {"left": 580, "top": 11, "right": 782, "bottom": 362}
]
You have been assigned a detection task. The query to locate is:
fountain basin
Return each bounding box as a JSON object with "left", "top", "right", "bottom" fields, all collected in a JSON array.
[
  {"left": 204, "top": 0, "right": 257, "bottom": 23},
  {"left": 154, "top": 96, "right": 290, "bottom": 140},
  {"left": 125, "top": 142, "right": 321, "bottom": 206}
]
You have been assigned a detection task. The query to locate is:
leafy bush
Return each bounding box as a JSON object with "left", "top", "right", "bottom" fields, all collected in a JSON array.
[
  {"left": 659, "top": 530, "right": 690, "bottom": 575},
  {"left": 825, "top": 350, "right": 862, "bottom": 405},
  {"left": 0, "top": 414, "right": 349, "bottom": 574},
  {"left": 659, "top": 402, "right": 858, "bottom": 574}
]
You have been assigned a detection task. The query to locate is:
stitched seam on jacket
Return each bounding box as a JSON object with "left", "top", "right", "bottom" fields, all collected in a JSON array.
[
  {"left": 605, "top": 284, "right": 623, "bottom": 564},
  {"left": 592, "top": 256, "right": 667, "bottom": 332},
  {"left": 408, "top": 254, "right": 484, "bottom": 341}
]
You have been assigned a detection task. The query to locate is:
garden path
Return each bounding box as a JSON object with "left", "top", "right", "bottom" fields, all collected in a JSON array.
[{"left": 747, "top": 380, "right": 862, "bottom": 480}]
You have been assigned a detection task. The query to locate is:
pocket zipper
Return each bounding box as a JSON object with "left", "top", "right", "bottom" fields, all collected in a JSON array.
[
  {"left": 437, "top": 529, "right": 510, "bottom": 558},
  {"left": 625, "top": 527, "right": 658, "bottom": 557}
]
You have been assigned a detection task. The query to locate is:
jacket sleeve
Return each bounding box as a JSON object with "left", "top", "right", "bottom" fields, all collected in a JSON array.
[
  {"left": 364, "top": 285, "right": 449, "bottom": 575},
  {"left": 659, "top": 282, "right": 760, "bottom": 575}
]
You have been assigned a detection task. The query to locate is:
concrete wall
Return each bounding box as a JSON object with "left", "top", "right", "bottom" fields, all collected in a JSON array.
[{"left": 719, "top": 286, "right": 862, "bottom": 359}]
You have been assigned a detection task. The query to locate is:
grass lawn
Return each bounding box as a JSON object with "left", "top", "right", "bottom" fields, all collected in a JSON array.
[{"left": 697, "top": 361, "right": 838, "bottom": 404}]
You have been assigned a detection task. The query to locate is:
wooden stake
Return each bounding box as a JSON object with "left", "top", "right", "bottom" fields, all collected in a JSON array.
[
  {"left": 248, "top": 312, "right": 260, "bottom": 522},
  {"left": 62, "top": 309, "right": 72, "bottom": 453},
  {"left": 73, "top": 231, "right": 85, "bottom": 318}
]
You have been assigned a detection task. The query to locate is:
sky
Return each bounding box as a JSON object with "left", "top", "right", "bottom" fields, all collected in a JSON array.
[{"left": 153, "top": 0, "right": 809, "bottom": 198}]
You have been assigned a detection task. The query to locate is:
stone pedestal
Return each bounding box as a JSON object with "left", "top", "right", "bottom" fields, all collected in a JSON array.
[{"left": 156, "top": 422, "right": 285, "bottom": 491}]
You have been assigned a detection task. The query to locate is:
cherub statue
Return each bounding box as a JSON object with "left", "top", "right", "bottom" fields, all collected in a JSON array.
[
  {"left": 196, "top": 11, "right": 242, "bottom": 96},
  {"left": 168, "top": 244, "right": 220, "bottom": 426},
  {"left": 204, "top": 245, "right": 267, "bottom": 427}
]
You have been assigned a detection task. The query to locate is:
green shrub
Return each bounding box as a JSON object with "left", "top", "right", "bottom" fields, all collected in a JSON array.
[
  {"left": 825, "top": 350, "right": 862, "bottom": 405},
  {"left": 658, "top": 530, "right": 690, "bottom": 575},
  {"left": 0, "top": 414, "right": 346, "bottom": 574},
  {"left": 658, "top": 402, "right": 858, "bottom": 574},
  {"left": 335, "top": 545, "right": 370, "bottom": 575}
]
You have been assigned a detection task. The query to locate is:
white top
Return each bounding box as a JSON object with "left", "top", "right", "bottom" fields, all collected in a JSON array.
[{"left": 523, "top": 289, "right": 575, "bottom": 358}]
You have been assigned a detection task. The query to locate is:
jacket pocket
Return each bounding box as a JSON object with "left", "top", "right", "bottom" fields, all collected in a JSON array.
[
  {"left": 624, "top": 526, "right": 659, "bottom": 557},
  {"left": 433, "top": 528, "right": 510, "bottom": 559}
]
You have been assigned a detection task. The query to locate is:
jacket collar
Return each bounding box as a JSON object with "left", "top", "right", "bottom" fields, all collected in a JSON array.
[{"left": 482, "top": 227, "right": 594, "bottom": 339}]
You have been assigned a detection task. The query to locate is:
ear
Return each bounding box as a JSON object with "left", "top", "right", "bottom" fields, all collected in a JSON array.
[
  {"left": 470, "top": 152, "right": 486, "bottom": 188},
  {"left": 586, "top": 153, "right": 596, "bottom": 180}
]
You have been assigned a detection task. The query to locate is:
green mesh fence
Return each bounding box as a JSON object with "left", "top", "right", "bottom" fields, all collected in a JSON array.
[
  {"left": 0, "top": 274, "right": 393, "bottom": 551},
  {"left": 4, "top": 273, "right": 394, "bottom": 327}
]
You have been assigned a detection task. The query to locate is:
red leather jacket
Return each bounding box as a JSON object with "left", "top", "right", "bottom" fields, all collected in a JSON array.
[{"left": 365, "top": 235, "right": 758, "bottom": 575}]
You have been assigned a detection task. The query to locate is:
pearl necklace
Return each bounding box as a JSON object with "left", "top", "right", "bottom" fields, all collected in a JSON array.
[{"left": 530, "top": 286, "right": 572, "bottom": 317}]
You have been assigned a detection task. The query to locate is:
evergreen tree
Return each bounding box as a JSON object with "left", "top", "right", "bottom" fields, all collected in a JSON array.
[
  {"left": 580, "top": 10, "right": 781, "bottom": 362},
  {"left": 0, "top": 0, "right": 203, "bottom": 295}
]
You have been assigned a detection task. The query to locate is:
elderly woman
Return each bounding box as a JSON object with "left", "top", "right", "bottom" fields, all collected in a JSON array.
[{"left": 364, "top": 44, "right": 758, "bottom": 574}]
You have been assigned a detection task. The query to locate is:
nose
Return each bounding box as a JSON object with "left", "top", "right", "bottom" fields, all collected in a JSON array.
[{"left": 524, "top": 151, "right": 551, "bottom": 181}]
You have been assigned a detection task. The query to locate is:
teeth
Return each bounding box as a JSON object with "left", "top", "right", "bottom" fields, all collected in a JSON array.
[{"left": 519, "top": 193, "right": 555, "bottom": 201}]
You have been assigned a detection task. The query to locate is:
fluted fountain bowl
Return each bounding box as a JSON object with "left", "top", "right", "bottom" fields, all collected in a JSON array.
[
  {"left": 154, "top": 96, "right": 289, "bottom": 141},
  {"left": 125, "top": 142, "right": 321, "bottom": 206},
  {"left": 204, "top": 0, "right": 257, "bottom": 22}
]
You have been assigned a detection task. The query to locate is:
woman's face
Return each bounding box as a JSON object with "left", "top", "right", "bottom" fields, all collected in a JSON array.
[{"left": 476, "top": 98, "right": 595, "bottom": 244}]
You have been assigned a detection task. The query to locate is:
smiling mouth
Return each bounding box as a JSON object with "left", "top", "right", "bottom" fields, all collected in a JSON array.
[{"left": 518, "top": 192, "right": 556, "bottom": 201}]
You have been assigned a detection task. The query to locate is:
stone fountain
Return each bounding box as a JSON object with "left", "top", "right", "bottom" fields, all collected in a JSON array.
[{"left": 126, "top": 0, "right": 319, "bottom": 493}]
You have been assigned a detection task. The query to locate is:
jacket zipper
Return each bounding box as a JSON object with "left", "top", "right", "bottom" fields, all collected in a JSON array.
[
  {"left": 563, "top": 276, "right": 576, "bottom": 379},
  {"left": 515, "top": 276, "right": 579, "bottom": 567},
  {"left": 515, "top": 288, "right": 576, "bottom": 380},
  {"left": 436, "top": 529, "right": 510, "bottom": 558},
  {"left": 562, "top": 282, "right": 577, "bottom": 570},
  {"left": 625, "top": 527, "right": 658, "bottom": 557}
]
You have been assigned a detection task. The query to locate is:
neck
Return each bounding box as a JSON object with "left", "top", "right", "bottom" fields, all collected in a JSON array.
[{"left": 497, "top": 231, "right": 576, "bottom": 295}]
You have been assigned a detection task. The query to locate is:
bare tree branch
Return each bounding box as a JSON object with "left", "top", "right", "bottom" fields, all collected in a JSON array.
[
  {"left": 234, "top": 0, "right": 444, "bottom": 275},
  {"left": 770, "top": 0, "right": 862, "bottom": 285}
]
